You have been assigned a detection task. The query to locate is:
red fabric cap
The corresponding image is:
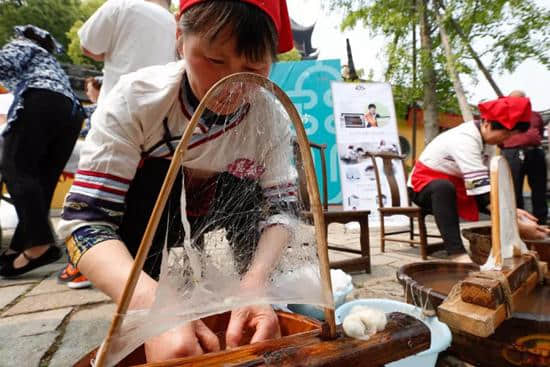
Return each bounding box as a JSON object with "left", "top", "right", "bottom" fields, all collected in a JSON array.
[
  {"left": 478, "top": 96, "right": 532, "bottom": 130},
  {"left": 179, "top": 0, "right": 294, "bottom": 54}
]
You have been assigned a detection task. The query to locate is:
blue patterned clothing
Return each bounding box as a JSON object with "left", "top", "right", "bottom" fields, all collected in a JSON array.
[
  {"left": 0, "top": 38, "right": 79, "bottom": 135},
  {"left": 80, "top": 104, "right": 97, "bottom": 138}
]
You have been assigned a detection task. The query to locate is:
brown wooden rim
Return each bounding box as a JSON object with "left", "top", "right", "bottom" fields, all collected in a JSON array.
[{"left": 396, "top": 260, "right": 480, "bottom": 303}]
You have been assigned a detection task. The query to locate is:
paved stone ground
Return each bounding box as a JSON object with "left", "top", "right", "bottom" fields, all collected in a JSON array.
[{"left": 0, "top": 216, "right": 484, "bottom": 366}]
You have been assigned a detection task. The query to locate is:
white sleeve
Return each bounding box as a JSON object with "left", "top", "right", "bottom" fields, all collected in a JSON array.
[
  {"left": 450, "top": 132, "right": 490, "bottom": 196},
  {"left": 57, "top": 81, "right": 144, "bottom": 240},
  {"left": 78, "top": 0, "right": 119, "bottom": 55},
  {"left": 79, "top": 87, "right": 143, "bottom": 180}
]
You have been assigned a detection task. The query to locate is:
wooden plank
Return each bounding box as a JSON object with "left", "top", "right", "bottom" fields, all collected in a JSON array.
[
  {"left": 438, "top": 271, "right": 539, "bottom": 337},
  {"left": 381, "top": 238, "right": 421, "bottom": 245},
  {"left": 329, "top": 257, "right": 370, "bottom": 273},
  {"left": 137, "top": 313, "right": 430, "bottom": 367},
  {"left": 460, "top": 277, "right": 502, "bottom": 309},
  {"left": 460, "top": 255, "right": 538, "bottom": 309}
]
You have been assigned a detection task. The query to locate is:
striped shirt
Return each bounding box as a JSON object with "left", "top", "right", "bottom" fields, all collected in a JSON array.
[{"left": 58, "top": 61, "right": 298, "bottom": 260}]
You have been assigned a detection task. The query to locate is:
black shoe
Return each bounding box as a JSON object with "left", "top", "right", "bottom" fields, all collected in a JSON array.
[
  {"left": 0, "top": 251, "right": 18, "bottom": 266},
  {"left": 0, "top": 246, "right": 62, "bottom": 277}
]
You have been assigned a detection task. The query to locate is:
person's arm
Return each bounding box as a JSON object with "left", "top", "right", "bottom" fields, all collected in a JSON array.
[
  {"left": 77, "top": 0, "right": 117, "bottom": 61},
  {"left": 225, "top": 114, "right": 299, "bottom": 347},
  {"left": 225, "top": 225, "right": 287, "bottom": 347},
  {"left": 80, "top": 46, "right": 105, "bottom": 61},
  {"left": 58, "top": 83, "right": 220, "bottom": 361},
  {"left": 58, "top": 83, "right": 146, "bottom": 279},
  {"left": 517, "top": 208, "right": 550, "bottom": 239},
  {"left": 533, "top": 112, "right": 544, "bottom": 143},
  {"left": 520, "top": 116, "right": 543, "bottom": 145},
  {"left": 452, "top": 130, "right": 492, "bottom": 198},
  {"left": 240, "top": 225, "right": 289, "bottom": 289}
]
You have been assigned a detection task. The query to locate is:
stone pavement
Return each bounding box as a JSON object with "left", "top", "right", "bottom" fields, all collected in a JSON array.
[{"left": 0, "top": 216, "right": 485, "bottom": 366}]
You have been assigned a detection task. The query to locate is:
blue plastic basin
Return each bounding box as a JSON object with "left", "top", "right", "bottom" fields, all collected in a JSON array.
[{"left": 336, "top": 299, "right": 452, "bottom": 367}]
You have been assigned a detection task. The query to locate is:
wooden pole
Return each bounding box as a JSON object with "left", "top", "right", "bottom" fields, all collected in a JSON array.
[
  {"left": 273, "top": 80, "right": 337, "bottom": 337},
  {"left": 95, "top": 73, "right": 336, "bottom": 366},
  {"left": 490, "top": 157, "right": 502, "bottom": 268}
]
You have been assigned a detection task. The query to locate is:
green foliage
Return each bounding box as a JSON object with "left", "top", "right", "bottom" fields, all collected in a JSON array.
[
  {"left": 0, "top": 0, "right": 80, "bottom": 62},
  {"left": 329, "top": 0, "right": 550, "bottom": 117},
  {"left": 78, "top": 0, "right": 106, "bottom": 19},
  {"left": 277, "top": 48, "right": 303, "bottom": 62},
  {"left": 445, "top": 0, "right": 550, "bottom": 73},
  {"left": 66, "top": 0, "right": 106, "bottom": 68}
]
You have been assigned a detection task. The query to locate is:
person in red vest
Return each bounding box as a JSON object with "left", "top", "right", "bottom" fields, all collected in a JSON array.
[
  {"left": 500, "top": 90, "right": 547, "bottom": 225},
  {"left": 408, "top": 96, "right": 549, "bottom": 260}
]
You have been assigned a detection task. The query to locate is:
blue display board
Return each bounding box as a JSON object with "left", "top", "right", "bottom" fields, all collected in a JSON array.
[{"left": 270, "top": 59, "right": 342, "bottom": 204}]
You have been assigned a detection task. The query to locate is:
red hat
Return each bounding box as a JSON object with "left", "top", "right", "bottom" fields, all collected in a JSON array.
[
  {"left": 478, "top": 96, "right": 532, "bottom": 130},
  {"left": 179, "top": 0, "right": 293, "bottom": 54}
]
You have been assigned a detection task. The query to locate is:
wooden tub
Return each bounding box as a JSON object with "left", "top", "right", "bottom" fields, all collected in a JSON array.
[
  {"left": 398, "top": 261, "right": 550, "bottom": 367},
  {"left": 74, "top": 310, "right": 431, "bottom": 367},
  {"left": 462, "top": 226, "right": 550, "bottom": 265},
  {"left": 74, "top": 311, "right": 320, "bottom": 367}
]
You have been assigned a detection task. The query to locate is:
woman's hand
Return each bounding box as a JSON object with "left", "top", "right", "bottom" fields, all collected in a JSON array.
[
  {"left": 517, "top": 210, "right": 550, "bottom": 240},
  {"left": 517, "top": 208, "right": 538, "bottom": 223},
  {"left": 144, "top": 319, "right": 220, "bottom": 362},
  {"left": 226, "top": 304, "right": 281, "bottom": 348}
]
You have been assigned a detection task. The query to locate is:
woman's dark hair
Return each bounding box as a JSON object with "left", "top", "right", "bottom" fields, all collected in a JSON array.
[
  {"left": 22, "top": 28, "right": 56, "bottom": 54},
  {"left": 368, "top": 104, "right": 376, "bottom": 109},
  {"left": 179, "top": 1, "right": 278, "bottom": 62},
  {"left": 490, "top": 121, "right": 530, "bottom": 133}
]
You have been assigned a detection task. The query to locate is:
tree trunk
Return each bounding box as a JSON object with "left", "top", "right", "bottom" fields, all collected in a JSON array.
[
  {"left": 418, "top": 0, "right": 439, "bottom": 144},
  {"left": 436, "top": 9, "right": 474, "bottom": 122},
  {"left": 435, "top": 0, "right": 503, "bottom": 97}
]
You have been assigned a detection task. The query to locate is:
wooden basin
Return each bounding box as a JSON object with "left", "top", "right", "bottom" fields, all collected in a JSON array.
[
  {"left": 74, "top": 310, "right": 431, "bottom": 367},
  {"left": 398, "top": 261, "right": 550, "bottom": 367},
  {"left": 462, "top": 226, "right": 550, "bottom": 265},
  {"left": 74, "top": 311, "right": 320, "bottom": 367}
]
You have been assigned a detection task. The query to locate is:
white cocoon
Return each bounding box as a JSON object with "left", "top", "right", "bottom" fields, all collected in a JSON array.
[{"left": 343, "top": 306, "right": 387, "bottom": 340}]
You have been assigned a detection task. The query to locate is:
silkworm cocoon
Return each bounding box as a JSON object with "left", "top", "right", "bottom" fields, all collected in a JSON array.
[{"left": 343, "top": 306, "right": 387, "bottom": 340}]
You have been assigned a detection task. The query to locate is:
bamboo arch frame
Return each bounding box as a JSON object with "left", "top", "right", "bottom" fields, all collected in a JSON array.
[{"left": 94, "top": 73, "right": 337, "bottom": 366}]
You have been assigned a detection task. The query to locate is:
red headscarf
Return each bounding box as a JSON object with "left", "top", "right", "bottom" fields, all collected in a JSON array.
[
  {"left": 179, "top": 0, "right": 293, "bottom": 53},
  {"left": 478, "top": 96, "right": 532, "bottom": 130}
]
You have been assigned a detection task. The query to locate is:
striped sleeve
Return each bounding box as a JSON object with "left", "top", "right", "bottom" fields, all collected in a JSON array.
[
  {"left": 463, "top": 170, "right": 490, "bottom": 196},
  {"left": 58, "top": 81, "right": 143, "bottom": 241},
  {"left": 62, "top": 170, "right": 130, "bottom": 225}
]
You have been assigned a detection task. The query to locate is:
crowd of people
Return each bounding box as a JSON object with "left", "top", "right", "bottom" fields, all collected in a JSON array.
[{"left": 0, "top": 0, "right": 548, "bottom": 362}]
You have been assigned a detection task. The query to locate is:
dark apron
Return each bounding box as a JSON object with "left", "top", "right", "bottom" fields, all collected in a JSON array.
[{"left": 118, "top": 120, "right": 264, "bottom": 278}]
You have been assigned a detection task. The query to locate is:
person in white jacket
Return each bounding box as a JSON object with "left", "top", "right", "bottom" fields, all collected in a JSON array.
[
  {"left": 58, "top": 0, "right": 178, "bottom": 288},
  {"left": 59, "top": 0, "right": 295, "bottom": 362}
]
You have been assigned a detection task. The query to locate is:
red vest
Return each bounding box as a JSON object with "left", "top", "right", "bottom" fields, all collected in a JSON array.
[{"left": 411, "top": 161, "right": 479, "bottom": 221}]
